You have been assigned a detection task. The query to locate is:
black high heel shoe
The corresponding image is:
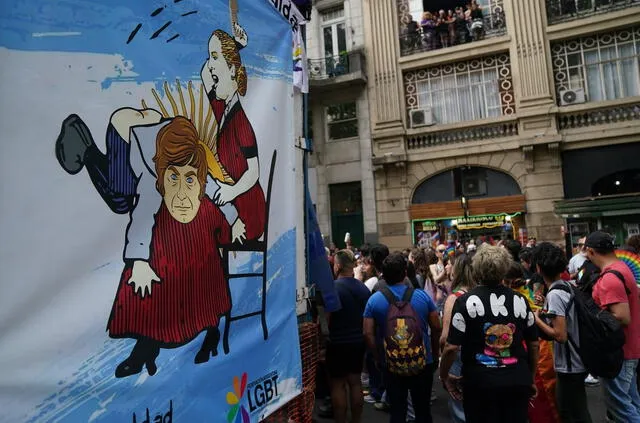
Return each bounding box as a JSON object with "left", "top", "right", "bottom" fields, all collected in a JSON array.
[
  {"left": 115, "top": 339, "right": 159, "bottom": 378},
  {"left": 194, "top": 327, "right": 220, "bottom": 364}
]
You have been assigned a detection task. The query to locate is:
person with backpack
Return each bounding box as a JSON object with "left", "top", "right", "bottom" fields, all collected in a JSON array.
[
  {"left": 585, "top": 231, "right": 640, "bottom": 422},
  {"left": 440, "top": 244, "right": 539, "bottom": 423},
  {"left": 533, "top": 242, "right": 593, "bottom": 423},
  {"left": 363, "top": 253, "right": 441, "bottom": 423}
]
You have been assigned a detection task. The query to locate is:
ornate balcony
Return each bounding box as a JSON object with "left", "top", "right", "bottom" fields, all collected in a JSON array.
[
  {"left": 397, "top": 0, "right": 507, "bottom": 57},
  {"left": 406, "top": 118, "right": 519, "bottom": 150},
  {"left": 307, "top": 50, "right": 366, "bottom": 91},
  {"left": 557, "top": 102, "right": 640, "bottom": 130},
  {"left": 546, "top": 0, "right": 640, "bottom": 25}
]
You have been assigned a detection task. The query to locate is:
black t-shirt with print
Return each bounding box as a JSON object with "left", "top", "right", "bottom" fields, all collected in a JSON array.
[{"left": 447, "top": 284, "right": 538, "bottom": 389}]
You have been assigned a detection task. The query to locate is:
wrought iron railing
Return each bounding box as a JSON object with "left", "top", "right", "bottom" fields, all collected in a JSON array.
[
  {"left": 307, "top": 51, "right": 364, "bottom": 80},
  {"left": 398, "top": 4, "right": 506, "bottom": 56},
  {"left": 557, "top": 102, "right": 640, "bottom": 130},
  {"left": 406, "top": 120, "right": 518, "bottom": 150},
  {"left": 546, "top": 0, "right": 640, "bottom": 24}
]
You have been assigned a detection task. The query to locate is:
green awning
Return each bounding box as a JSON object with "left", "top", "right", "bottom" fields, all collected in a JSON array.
[{"left": 554, "top": 194, "right": 640, "bottom": 218}]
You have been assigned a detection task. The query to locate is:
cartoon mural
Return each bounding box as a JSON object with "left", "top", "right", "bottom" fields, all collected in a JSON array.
[{"left": 0, "top": 0, "right": 302, "bottom": 421}]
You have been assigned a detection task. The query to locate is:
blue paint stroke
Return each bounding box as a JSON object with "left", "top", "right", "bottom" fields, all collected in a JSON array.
[{"left": 0, "top": 0, "right": 292, "bottom": 88}]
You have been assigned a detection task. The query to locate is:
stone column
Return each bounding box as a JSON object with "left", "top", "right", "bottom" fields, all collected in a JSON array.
[
  {"left": 362, "top": 0, "right": 405, "bottom": 140},
  {"left": 505, "top": 0, "right": 556, "bottom": 110},
  {"left": 505, "top": 0, "right": 565, "bottom": 245},
  {"left": 363, "top": 0, "right": 409, "bottom": 247}
]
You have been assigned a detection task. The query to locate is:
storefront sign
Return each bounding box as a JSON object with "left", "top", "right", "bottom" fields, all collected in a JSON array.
[
  {"left": 420, "top": 221, "right": 438, "bottom": 231},
  {"left": 455, "top": 215, "right": 506, "bottom": 230}
]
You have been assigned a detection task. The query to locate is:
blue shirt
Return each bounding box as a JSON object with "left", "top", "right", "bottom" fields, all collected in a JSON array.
[
  {"left": 329, "top": 277, "right": 371, "bottom": 344},
  {"left": 363, "top": 284, "right": 437, "bottom": 363}
]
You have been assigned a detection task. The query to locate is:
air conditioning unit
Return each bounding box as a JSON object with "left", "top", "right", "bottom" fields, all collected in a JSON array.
[
  {"left": 409, "top": 107, "right": 435, "bottom": 128},
  {"left": 462, "top": 176, "right": 487, "bottom": 196},
  {"left": 559, "top": 88, "right": 586, "bottom": 106}
]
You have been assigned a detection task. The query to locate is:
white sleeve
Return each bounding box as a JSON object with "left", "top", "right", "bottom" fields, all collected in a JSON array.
[
  {"left": 122, "top": 122, "right": 167, "bottom": 261},
  {"left": 206, "top": 177, "right": 238, "bottom": 224}
]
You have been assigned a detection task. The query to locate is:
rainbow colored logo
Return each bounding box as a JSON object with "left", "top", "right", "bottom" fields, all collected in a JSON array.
[
  {"left": 616, "top": 249, "right": 640, "bottom": 284},
  {"left": 226, "top": 373, "right": 250, "bottom": 423}
]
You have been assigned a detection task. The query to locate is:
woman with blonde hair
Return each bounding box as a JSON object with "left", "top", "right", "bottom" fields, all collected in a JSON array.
[
  {"left": 439, "top": 253, "right": 476, "bottom": 422},
  {"left": 440, "top": 244, "right": 539, "bottom": 423}
]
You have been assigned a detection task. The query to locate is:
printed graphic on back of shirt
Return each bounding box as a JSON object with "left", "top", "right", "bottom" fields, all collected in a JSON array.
[{"left": 476, "top": 322, "right": 518, "bottom": 367}]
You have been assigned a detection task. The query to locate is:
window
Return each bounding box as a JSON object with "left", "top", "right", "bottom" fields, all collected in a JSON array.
[
  {"left": 326, "top": 102, "right": 358, "bottom": 140},
  {"left": 321, "top": 7, "right": 347, "bottom": 59},
  {"left": 552, "top": 27, "right": 640, "bottom": 104},
  {"left": 546, "top": 0, "right": 640, "bottom": 25},
  {"left": 404, "top": 54, "right": 515, "bottom": 125}
]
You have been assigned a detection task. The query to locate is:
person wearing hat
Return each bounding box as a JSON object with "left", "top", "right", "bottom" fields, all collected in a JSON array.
[{"left": 585, "top": 231, "right": 640, "bottom": 422}]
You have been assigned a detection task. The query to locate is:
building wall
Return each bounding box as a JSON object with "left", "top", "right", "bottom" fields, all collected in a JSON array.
[
  {"left": 307, "top": 0, "right": 377, "bottom": 244},
  {"left": 362, "top": 0, "right": 640, "bottom": 251}
]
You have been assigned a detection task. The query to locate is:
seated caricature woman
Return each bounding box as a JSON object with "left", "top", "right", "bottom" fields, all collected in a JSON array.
[{"left": 108, "top": 117, "right": 232, "bottom": 378}]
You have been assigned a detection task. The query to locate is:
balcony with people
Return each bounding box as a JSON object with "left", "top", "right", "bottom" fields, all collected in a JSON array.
[
  {"left": 546, "top": 0, "right": 640, "bottom": 25},
  {"left": 397, "top": 0, "right": 507, "bottom": 58}
]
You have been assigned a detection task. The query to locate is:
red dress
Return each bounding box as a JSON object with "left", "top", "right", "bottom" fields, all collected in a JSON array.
[
  {"left": 210, "top": 95, "right": 266, "bottom": 241},
  {"left": 108, "top": 199, "right": 231, "bottom": 345}
]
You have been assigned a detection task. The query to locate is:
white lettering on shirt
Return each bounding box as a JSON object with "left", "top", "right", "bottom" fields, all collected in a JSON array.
[
  {"left": 466, "top": 295, "right": 485, "bottom": 318},
  {"left": 513, "top": 295, "right": 527, "bottom": 319},
  {"left": 490, "top": 293, "right": 508, "bottom": 317},
  {"left": 452, "top": 312, "right": 466, "bottom": 333}
]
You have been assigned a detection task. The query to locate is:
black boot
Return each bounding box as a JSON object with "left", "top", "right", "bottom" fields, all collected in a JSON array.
[
  {"left": 115, "top": 339, "right": 160, "bottom": 378},
  {"left": 56, "top": 115, "right": 136, "bottom": 214},
  {"left": 194, "top": 327, "right": 220, "bottom": 364},
  {"left": 55, "top": 114, "right": 96, "bottom": 175}
]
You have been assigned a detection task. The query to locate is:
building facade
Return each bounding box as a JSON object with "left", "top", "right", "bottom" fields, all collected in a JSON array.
[
  {"left": 361, "top": 0, "right": 640, "bottom": 251},
  {"left": 306, "top": 0, "right": 376, "bottom": 248}
]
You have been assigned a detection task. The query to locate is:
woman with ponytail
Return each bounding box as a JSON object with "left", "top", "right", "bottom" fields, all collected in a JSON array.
[{"left": 200, "top": 23, "right": 266, "bottom": 241}]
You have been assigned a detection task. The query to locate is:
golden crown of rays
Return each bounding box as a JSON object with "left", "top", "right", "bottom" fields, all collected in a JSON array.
[{"left": 142, "top": 79, "right": 234, "bottom": 185}]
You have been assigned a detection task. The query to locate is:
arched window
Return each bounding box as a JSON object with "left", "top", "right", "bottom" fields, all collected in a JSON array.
[
  {"left": 591, "top": 169, "right": 640, "bottom": 197},
  {"left": 412, "top": 166, "right": 521, "bottom": 204}
]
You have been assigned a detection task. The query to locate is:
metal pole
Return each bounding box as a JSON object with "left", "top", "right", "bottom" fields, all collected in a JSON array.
[{"left": 302, "top": 23, "right": 313, "bottom": 322}]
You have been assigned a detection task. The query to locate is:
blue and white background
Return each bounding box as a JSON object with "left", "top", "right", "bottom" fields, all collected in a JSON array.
[{"left": 0, "top": 1, "right": 302, "bottom": 422}]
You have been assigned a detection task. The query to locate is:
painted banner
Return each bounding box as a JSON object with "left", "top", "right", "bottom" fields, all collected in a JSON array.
[{"left": 0, "top": 1, "right": 302, "bottom": 422}]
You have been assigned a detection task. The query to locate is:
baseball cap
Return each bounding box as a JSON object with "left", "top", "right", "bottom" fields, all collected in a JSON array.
[{"left": 584, "top": 231, "right": 615, "bottom": 251}]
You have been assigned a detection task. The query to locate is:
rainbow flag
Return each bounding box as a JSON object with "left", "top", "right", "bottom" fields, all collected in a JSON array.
[
  {"left": 445, "top": 245, "right": 455, "bottom": 257},
  {"left": 615, "top": 249, "right": 640, "bottom": 289}
]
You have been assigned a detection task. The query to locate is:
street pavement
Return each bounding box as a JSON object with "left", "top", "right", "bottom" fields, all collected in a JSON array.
[{"left": 314, "top": 379, "right": 608, "bottom": 422}]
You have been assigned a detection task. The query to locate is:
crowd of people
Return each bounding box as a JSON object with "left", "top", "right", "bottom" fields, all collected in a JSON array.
[
  {"left": 402, "top": 1, "right": 497, "bottom": 53},
  {"left": 314, "top": 232, "right": 640, "bottom": 423}
]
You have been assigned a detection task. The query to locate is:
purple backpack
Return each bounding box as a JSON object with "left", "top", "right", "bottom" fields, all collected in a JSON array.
[{"left": 380, "top": 287, "right": 427, "bottom": 376}]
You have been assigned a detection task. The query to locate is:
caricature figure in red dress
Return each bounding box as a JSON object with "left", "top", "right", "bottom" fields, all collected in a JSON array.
[
  {"left": 201, "top": 24, "right": 265, "bottom": 241},
  {"left": 108, "top": 117, "right": 232, "bottom": 378},
  {"left": 193, "top": 23, "right": 267, "bottom": 357}
]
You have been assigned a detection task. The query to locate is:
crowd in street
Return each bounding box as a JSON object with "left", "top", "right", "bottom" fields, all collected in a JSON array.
[{"left": 314, "top": 232, "right": 640, "bottom": 423}]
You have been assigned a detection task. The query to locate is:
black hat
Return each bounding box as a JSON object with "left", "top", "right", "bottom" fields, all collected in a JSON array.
[{"left": 585, "top": 231, "right": 615, "bottom": 251}]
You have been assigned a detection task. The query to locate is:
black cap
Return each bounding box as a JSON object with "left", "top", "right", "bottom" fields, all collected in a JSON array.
[{"left": 585, "top": 231, "right": 615, "bottom": 251}]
